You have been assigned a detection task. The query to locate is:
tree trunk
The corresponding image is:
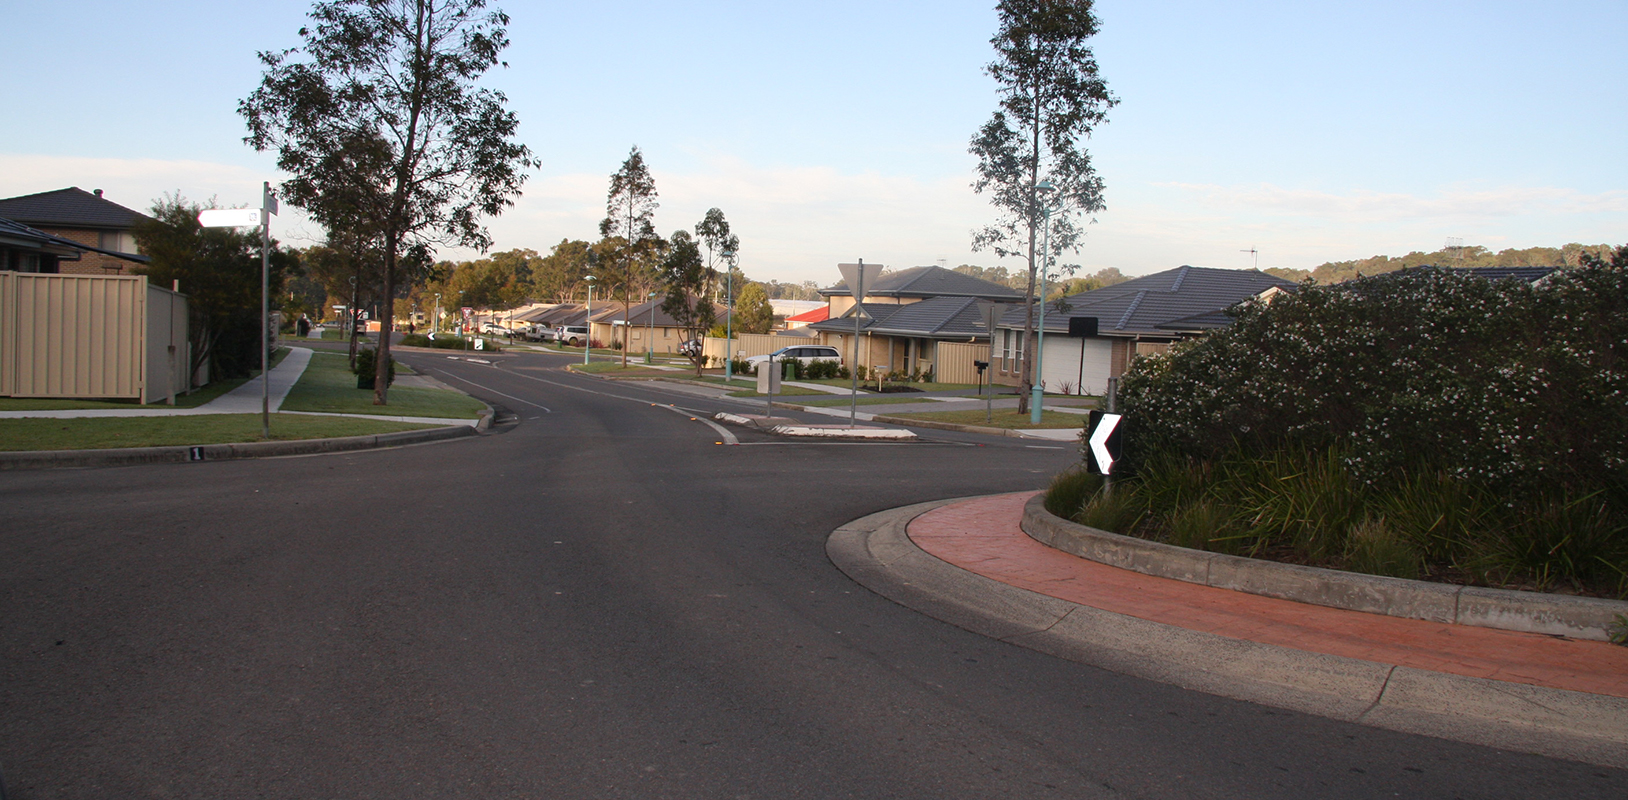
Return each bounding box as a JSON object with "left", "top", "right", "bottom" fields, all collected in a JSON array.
[{"left": 373, "top": 234, "right": 397, "bottom": 405}]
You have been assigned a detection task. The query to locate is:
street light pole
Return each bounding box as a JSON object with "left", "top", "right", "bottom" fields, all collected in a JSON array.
[
  {"left": 1031, "top": 180, "right": 1055, "bottom": 425},
  {"left": 724, "top": 260, "right": 735, "bottom": 382},
  {"left": 645, "top": 290, "right": 655, "bottom": 364},
  {"left": 584, "top": 276, "right": 595, "bottom": 366}
]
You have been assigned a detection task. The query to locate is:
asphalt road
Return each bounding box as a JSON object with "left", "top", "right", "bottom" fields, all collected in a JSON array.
[{"left": 2, "top": 346, "right": 1624, "bottom": 799}]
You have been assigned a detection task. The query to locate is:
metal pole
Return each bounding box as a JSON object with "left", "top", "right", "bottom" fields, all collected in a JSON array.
[
  {"left": 584, "top": 282, "right": 594, "bottom": 366},
  {"left": 645, "top": 291, "right": 654, "bottom": 364},
  {"left": 849, "top": 259, "right": 864, "bottom": 428},
  {"left": 724, "top": 268, "right": 734, "bottom": 382},
  {"left": 260, "top": 182, "right": 271, "bottom": 439},
  {"left": 1030, "top": 204, "right": 1051, "bottom": 425}
]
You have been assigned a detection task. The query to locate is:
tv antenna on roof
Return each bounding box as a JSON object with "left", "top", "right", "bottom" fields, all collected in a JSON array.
[
  {"left": 1444, "top": 237, "right": 1465, "bottom": 264},
  {"left": 1240, "top": 247, "right": 1259, "bottom": 270}
]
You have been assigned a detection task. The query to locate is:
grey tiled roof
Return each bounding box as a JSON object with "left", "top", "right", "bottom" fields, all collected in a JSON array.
[
  {"left": 819, "top": 265, "right": 1022, "bottom": 300},
  {"left": 806, "top": 302, "right": 906, "bottom": 334},
  {"left": 864, "top": 296, "right": 989, "bottom": 339},
  {"left": 999, "top": 266, "right": 1295, "bottom": 336},
  {"left": 0, "top": 187, "right": 151, "bottom": 229}
]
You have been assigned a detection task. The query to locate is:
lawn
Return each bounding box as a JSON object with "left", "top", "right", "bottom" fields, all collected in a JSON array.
[
  {"left": 880, "top": 408, "right": 1088, "bottom": 430},
  {"left": 797, "top": 396, "right": 936, "bottom": 407},
  {"left": 0, "top": 413, "right": 439, "bottom": 451},
  {"left": 281, "top": 352, "right": 486, "bottom": 419},
  {"left": 0, "top": 347, "right": 292, "bottom": 411},
  {"left": 571, "top": 362, "right": 687, "bottom": 375},
  {"left": 725, "top": 386, "right": 825, "bottom": 397}
]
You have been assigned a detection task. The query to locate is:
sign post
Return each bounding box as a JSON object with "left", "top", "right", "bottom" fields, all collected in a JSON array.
[
  {"left": 837, "top": 260, "right": 883, "bottom": 428},
  {"left": 198, "top": 184, "right": 277, "bottom": 439}
]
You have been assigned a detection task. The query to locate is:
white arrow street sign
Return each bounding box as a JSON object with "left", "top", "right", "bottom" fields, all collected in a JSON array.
[
  {"left": 1088, "top": 412, "right": 1123, "bottom": 475},
  {"left": 197, "top": 208, "right": 264, "bottom": 228}
]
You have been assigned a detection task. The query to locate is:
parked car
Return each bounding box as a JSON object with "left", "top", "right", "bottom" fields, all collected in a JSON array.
[
  {"left": 745, "top": 345, "right": 843, "bottom": 372},
  {"left": 523, "top": 324, "right": 553, "bottom": 342},
  {"left": 480, "top": 321, "right": 511, "bottom": 336},
  {"left": 677, "top": 338, "right": 702, "bottom": 357},
  {"left": 557, "top": 325, "right": 590, "bottom": 346}
]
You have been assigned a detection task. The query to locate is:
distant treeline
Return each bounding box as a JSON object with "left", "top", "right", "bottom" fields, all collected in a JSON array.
[{"left": 1267, "top": 243, "right": 1617, "bottom": 284}]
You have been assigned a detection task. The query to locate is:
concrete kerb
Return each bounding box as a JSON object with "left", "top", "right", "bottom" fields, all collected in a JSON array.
[
  {"left": 1021, "top": 494, "right": 1628, "bottom": 642},
  {"left": 0, "top": 423, "right": 477, "bottom": 471},
  {"left": 827, "top": 497, "right": 1628, "bottom": 769}
]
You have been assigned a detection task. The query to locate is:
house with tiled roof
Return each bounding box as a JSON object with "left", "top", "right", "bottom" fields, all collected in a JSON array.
[
  {"left": 807, "top": 265, "right": 1022, "bottom": 379},
  {"left": 0, "top": 188, "right": 151, "bottom": 275},
  {"left": 994, "top": 265, "right": 1296, "bottom": 395}
]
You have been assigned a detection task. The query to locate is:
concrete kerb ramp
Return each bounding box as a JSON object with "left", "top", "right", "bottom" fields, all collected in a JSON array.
[{"left": 827, "top": 497, "right": 1628, "bottom": 769}]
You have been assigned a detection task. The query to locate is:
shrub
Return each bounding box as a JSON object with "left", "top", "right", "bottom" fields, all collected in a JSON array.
[
  {"left": 1045, "top": 468, "right": 1103, "bottom": 518},
  {"left": 1085, "top": 248, "right": 1628, "bottom": 596},
  {"left": 806, "top": 359, "right": 842, "bottom": 380},
  {"left": 1074, "top": 487, "right": 1144, "bottom": 533},
  {"left": 729, "top": 357, "right": 752, "bottom": 375},
  {"left": 352, "top": 347, "right": 396, "bottom": 387},
  {"left": 397, "top": 333, "right": 500, "bottom": 352}
]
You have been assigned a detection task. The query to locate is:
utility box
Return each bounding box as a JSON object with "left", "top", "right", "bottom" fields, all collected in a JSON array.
[{"left": 756, "top": 361, "right": 780, "bottom": 395}]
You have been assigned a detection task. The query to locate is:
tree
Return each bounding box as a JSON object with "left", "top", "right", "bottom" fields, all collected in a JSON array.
[
  {"left": 970, "top": 0, "right": 1115, "bottom": 412},
  {"left": 531, "top": 239, "right": 593, "bottom": 302},
  {"left": 600, "top": 146, "right": 663, "bottom": 366},
  {"left": 131, "top": 194, "right": 297, "bottom": 384},
  {"left": 241, "top": 0, "right": 536, "bottom": 404},
  {"left": 658, "top": 230, "right": 717, "bottom": 376},
  {"left": 734, "top": 282, "right": 774, "bottom": 334}
]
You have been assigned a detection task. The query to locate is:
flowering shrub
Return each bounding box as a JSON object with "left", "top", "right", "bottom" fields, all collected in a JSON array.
[
  {"left": 1117, "top": 251, "right": 1628, "bottom": 501},
  {"left": 1080, "top": 248, "right": 1628, "bottom": 594}
]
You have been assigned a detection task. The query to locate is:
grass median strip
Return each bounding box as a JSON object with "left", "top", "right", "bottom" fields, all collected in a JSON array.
[
  {"left": 281, "top": 352, "right": 486, "bottom": 419},
  {"left": 881, "top": 408, "right": 1087, "bottom": 429},
  {"left": 797, "top": 396, "right": 935, "bottom": 407},
  {"left": 0, "top": 413, "right": 440, "bottom": 451}
]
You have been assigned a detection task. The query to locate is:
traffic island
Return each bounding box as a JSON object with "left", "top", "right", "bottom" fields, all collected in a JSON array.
[{"left": 712, "top": 412, "right": 917, "bottom": 441}]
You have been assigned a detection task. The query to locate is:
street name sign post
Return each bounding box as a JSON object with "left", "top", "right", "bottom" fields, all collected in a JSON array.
[{"left": 197, "top": 183, "right": 277, "bottom": 438}]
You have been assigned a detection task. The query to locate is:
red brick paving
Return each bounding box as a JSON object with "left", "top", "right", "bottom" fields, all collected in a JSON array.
[{"left": 907, "top": 492, "right": 1628, "bottom": 699}]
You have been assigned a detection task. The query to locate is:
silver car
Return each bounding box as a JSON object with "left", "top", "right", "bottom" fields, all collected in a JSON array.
[{"left": 745, "top": 345, "right": 842, "bottom": 372}]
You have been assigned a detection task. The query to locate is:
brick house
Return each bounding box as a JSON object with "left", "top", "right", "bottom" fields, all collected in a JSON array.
[{"left": 0, "top": 187, "right": 151, "bottom": 275}]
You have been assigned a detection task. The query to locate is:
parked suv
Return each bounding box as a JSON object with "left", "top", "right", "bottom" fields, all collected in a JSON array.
[
  {"left": 557, "top": 325, "right": 590, "bottom": 346},
  {"left": 745, "top": 345, "right": 843, "bottom": 372}
]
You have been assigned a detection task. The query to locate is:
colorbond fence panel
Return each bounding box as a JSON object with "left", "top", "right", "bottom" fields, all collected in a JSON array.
[{"left": 1, "top": 273, "right": 146, "bottom": 399}]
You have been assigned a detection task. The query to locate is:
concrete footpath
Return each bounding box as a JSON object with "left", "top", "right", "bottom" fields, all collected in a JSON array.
[{"left": 829, "top": 492, "right": 1628, "bottom": 769}]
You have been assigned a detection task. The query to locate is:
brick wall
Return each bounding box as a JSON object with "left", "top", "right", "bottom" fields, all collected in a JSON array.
[{"left": 38, "top": 228, "right": 139, "bottom": 275}]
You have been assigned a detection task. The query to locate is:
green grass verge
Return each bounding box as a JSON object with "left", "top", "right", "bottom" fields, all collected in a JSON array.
[
  {"left": 725, "top": 386, "right": 825, "bottom": 398},
  {"left": 881, "top": 408, "right": 1087, "bottom": 429},
  {"left": 0, "top": 413, "right": 439, "bottom": 451},
  {"left": 0, "top": 348, "right": 292, "bottom": 411},
  {"left": 281, "top": 352, "right": 486, "bottom": 419},
  {"left": 570, "top": 362, "right": 681, "bottom": 375},
  {"left": 797, "top": 396, "right": 936, "bottom": 407}
]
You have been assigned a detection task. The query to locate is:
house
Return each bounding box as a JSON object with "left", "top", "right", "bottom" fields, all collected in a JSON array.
[
  {"left": 993, "top": 265, "right": 1297, "bottom": 395},
  {"left": 808, "top": 265, "right": 1021, "bottom": 377},
  {"left": 0, "top": 188, "right": 151, "bottom": 275}
]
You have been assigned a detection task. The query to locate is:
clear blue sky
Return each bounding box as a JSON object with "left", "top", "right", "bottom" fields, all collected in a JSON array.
[{"left": 3, "top": 1, "right": 1622, "bottom": 284}]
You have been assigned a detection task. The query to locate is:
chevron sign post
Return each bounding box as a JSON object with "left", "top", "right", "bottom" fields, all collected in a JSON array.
[{"left": 1085, "top": 411, "right": 1123, "bottom": 475}]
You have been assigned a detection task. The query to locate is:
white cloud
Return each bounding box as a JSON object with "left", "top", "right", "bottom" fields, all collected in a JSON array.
[{"left": 1156, "top": 182, "right": 1628, "bottom": 222}]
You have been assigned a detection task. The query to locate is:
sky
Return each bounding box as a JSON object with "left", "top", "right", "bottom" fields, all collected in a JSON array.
[{"left": 2, "top": 1, "right": 1623, "bottom": 286}]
